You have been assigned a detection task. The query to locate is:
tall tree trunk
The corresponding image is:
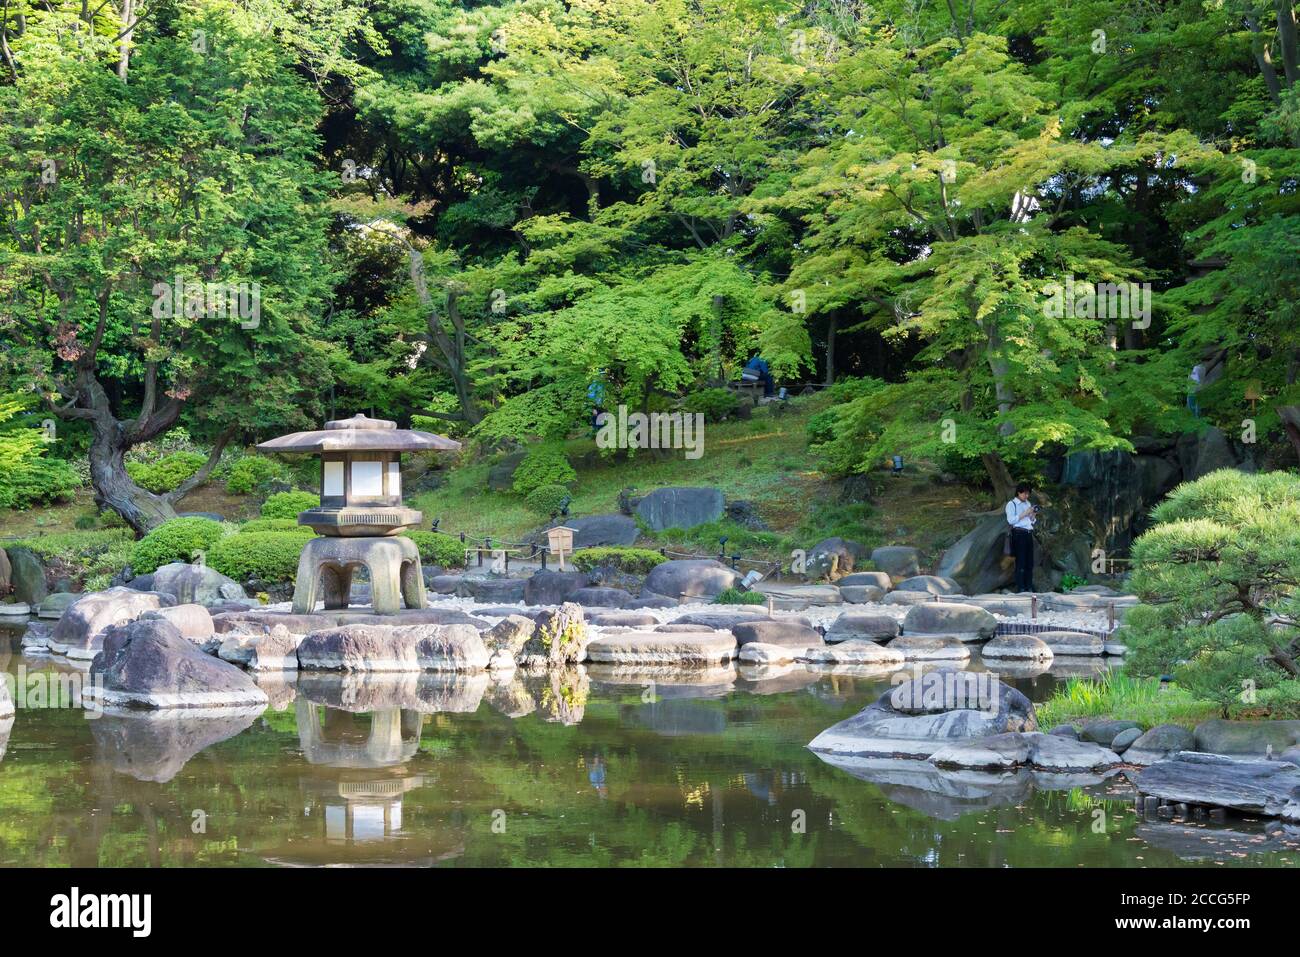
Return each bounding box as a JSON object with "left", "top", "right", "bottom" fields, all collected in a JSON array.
[
  {"left": 981, "top": 451, "right": 1016, "bottom": 504},
  {"left": 88, "top": 421, "right": 179, "bottom": 535}
]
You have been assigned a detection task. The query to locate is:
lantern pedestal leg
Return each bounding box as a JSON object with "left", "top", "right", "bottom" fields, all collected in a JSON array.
[{"left": 292, "top": 536, "right": 426, "bottom": 616}]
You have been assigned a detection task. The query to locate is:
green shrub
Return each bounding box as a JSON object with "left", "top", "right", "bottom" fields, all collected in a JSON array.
[
  {"left": 682, "top": 387, "right": 739, "bottom": 422},
  {"left": 208, "top": 532, "right": 306, "bottom": 583},
  {"left": 1034, "top": 672, "right": 1219, "bottom": 731},
  {"left": 238, "top": 518, "right": 311, "bottom": 535},
  {"left": 7, "top": 529, "right": 133, "bottom": 585},
  {"left": 714, "top": 587, "right": 766, "bottom": 605},
  {"left": 260, "top": 491, "right": 319, "bottom": 519},
  {"left": 132, "top": 517, "right": 227, "bottom": 574},
  {"left": 401, "top": 530, "right": 467, "bottom": 569},
  {"left": 524, "top": 483, "right": 571, "bottom": 516},
  {"left": 1124, "top": 469, "right": 1300, "bottom": 711},
  {"left": 0, "top": 393, "right": 83, "bottom": 508},
  {"left": 126, "top": 451, "right": 207, "bottom": 494},
  {"left": 1059, "top": 573, "right": 1087, "bottom": 592},
  {"left": 571, "top": 547, "right": 666, "bottom": 575},
  {"left": 225, "top": 456, "right": 288, "bottom": 495},
  {"left": 511, "top": 442, "right": 576, "bottom": 497}
]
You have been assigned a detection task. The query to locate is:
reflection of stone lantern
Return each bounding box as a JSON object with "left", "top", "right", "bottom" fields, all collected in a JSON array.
[{"left": 257, "top": 414, "right": 460, "bottom": 614}]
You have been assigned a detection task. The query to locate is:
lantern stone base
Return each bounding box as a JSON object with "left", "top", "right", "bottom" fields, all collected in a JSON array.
[{"left": 292, "top": 535, "right": 427, "bottom": 616}]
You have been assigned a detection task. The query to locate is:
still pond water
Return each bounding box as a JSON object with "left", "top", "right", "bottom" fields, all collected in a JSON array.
[{"left": 1, "top": 627, "right": 1297, "bottom": 868}]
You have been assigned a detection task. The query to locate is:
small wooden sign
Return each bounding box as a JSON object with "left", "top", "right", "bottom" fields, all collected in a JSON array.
[{"left": 547, "top": 526, "right": 577, "bottom": 570}]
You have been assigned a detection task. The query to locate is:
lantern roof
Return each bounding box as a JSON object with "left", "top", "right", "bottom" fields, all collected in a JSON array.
[{"left": 256, "top": 414, "right": 461, "bottom": 454}]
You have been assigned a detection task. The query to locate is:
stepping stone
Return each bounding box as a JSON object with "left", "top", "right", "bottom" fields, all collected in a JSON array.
[
  {"left": 902, "top": 602, "right": 997, "bottom": 640},
  {"left": 589, "top": 611, "right": 658, "bottom": 628},
  {"left": 894, "top": 575, "right": 963, "bottom": 595},
  {"left": 738, "top": 642, "right": 799, "bottom": 665},
  {"left": 428, "top": 575, "right": 463, "bottom": 594},
  {"left": 802, "top": 640, "right": 904, "bottom": 667},
  {"left": 869, "top": 546, "right": 920, "bottom": 580},
  {"left": 671, "top": 610, "right": 770, "bottom": 630},
  {"left": 1080, "top": 718, "right": 1140, "bottom": 745},
  {"left": 824, "top": 612, "right": 900, "bottom": 643},
  {"left": 839, "top": 585, "right": 886, "bottom": 604},
  {"left": 837, "top": 571, "right": 892, "bottom": 590},
  {"left": 37, "top": 592, "right": 79, "bottom": 619},
  {"left": 456, "top": 578, "right": 527, "bottom": 603},
  {"left": 1104, "top": 640, "right": 1127, "bottom": 655},
  {"left": 570, "top": 586, "right": 635, "bottom": 607},
  {"left": 888, "top": 635, "right": 970, "bottom": 661},
  {"left": 882, "top": 591, "right": 931, "bottom": 606},
  {"left": 981, "top": 634, "right": 1053, "bottom": 661},
  {"left": 0, "top": 602, "right": 31, "bottom": 617},
  {"left": 731, "top": 620, "right": 824, "bottom": 649},
  {"left": 585, "top": 630, "right": 737, "bottom": 665},
  {"left": 1037, "top": 630, "right": 1104, "bottom": 655}
]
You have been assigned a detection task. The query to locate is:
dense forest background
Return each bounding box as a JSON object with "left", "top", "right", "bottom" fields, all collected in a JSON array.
[{"left": 1, "top": 0, "right": 1299, "bottom": 534}]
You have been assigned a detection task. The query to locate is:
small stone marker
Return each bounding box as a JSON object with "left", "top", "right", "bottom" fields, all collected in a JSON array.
[{"left": 546, "top": 526, "right": 577, "bottom": 570}]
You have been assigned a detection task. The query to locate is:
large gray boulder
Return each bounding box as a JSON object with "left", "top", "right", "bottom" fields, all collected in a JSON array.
[
  {"left": 807, "top": 671, "right": 1035, "bottom": 758},
  {"left": 87, "top": 618, "right": 268, "bottom": 710},
  {"left": 589, "top": 611, "right": 658, "bottom": 628},
  {"left": 935, "top": 512, "right": 1015, "bottom": 595},
  {"left": 731, "top": 619, "right": 824, "bottom": 649},
  {"left": 142, "top": 604, "right": 215, "bottom": 646},
  {"left": 516, "top": 603, "right": 589, "bottom": 668},
  {"left": 882, "top": 590, "right": 931, "bottom": 606},
  {"left": 839, "top": 585, "right": 886, "bottom": 603},
  {"left": 1037, "top": 630, "right": 1105, "bottom": 655},
  {"left": 894, "top": 575, "right": 963, "bottom": 596},
  {"left": 7, "top": 548, "right": 48, "bottom": 605},
  {"left": 642, "top": 559, "right": 741, "bottom": 602},
  {"left": 802, "top": 640, "right": 905, "bottom": 667},
  {"left": 48, "top": 586, "right": 177, "bottom": 660},
  {"left": 481, "top": 615, "right": 537, "bottom": 659},
  {"left": 217, "top": 625, "right": 303, "bottom": 671},
  {"left": 1178, "top": 429, "right": 1240, "bottom": 483},
  {"left": 1124, "top": 724, "right": 1196, "bottom": 765},
  {"left": 1193, "top": 718, "right": 1300, "bottom": 757},
  {"left": 523, "top": 569, "right": 589, "bottom": 606},
  {"left": 930, "top": 732, "right": 1122, "bottom": 772},
  {"left": 804, "top": 537, "right": 867, "bottom": 580},
  {"left": 824, "top": 612, "right": 900, "bottom": 643},
  {"left": 297, "top": 623, "right": 488, "bottom": 672},
  {"left": 902, "top": 602, "right": 997, "bottom": 640},
  {"left": 634, "top": 487, "right": 725, "bottom": 531},
  {"left": 838, "top": 571, "right": 892, "bottom": 590},
  {"left": 544, "top": 513, "right": 639, "bottom": 547},
  {"left": 1080, "top": 718, "right": 1141, "bottom": 745},
  {"left": 138, "top": 562, "right": 248, "bottom": 606},
  {"left": 1135, "top": 752, "right": 1300, "bottom": 820},
  {"left": 869, "top": 546, "right": 920, "bottom": 581},
  {"left": 570, "top": 586, "right": 634, "bottom": 607},
  {"left": 36, "top": 591, "right": 80, "bottom": 619},
  {"left": 212, "top": 610, "right": 336, "bottom": 636}
]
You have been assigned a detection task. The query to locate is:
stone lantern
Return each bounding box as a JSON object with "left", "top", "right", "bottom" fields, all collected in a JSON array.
[{"left": 257, "top": 414, "right": 460, "bottom": 615}]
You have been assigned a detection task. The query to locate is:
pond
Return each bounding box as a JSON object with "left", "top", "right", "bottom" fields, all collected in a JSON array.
[{"left": 1, "top": 625, "right": 1297, "bottom": 868}]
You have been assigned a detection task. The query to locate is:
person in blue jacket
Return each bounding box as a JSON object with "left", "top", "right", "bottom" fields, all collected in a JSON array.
[{"left": 741, "top": 355, "right": 775, "bottom": 397}]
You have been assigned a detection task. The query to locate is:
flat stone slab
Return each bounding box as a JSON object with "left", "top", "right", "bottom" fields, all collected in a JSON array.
[
  {"left": 1036, "top": 631, "right": 1105, "bottom": 655},
  {"left": 962, "top": 595, "right": 1034, "bottom": 616},
  {"left": 839, "top": 585, "right": 886, "bottom": 604},
  {"left": 930, "top": 732, "right": 1122, "bottom": 772},
  {"left": 802, "top": 640, "right": 905, "bottom": 667},
  {"left": 1134, "top": 752, "right": 1300, "bottom": 820},
  {"left": 669, "top": 610, "right": 770, "bottom": 630},
  {"left": 894, "top": 575, "right": 962, "bottom": 595},
  {"left": 738, "top": 642, "right": 801, "bottom": 665},
  {"left": 589, "top": 611, "right": 659, "bottom": 628},
  {"left": 732, "top": 619, "right": 825, "bottom": 649},
  {"left": 753, "top": 583, "right": 842, "bottom": 607},
  {"left": 296, "top": 623, "right": 489, "bottom": 672},
  {"left": 0, "top": 602, "right": 31, "bottom": 617},
  {"left": 888, "top": 635, "right": 970, "bottom": 661},
  {"left": 882, "top": 591, "right": 932, "bottom": 606},
  {"left": 585, "top": 631, "right": 737, "bottom": 665},
  {"left": 213, "top": 611, "right": 337, "bottom": 635},
  {"left": 634, "top": 486, "right": 724, "bottom": 531},
  {"left": 870, "top": 546, "right": 920, "bottom": 580},
  {"left": 981, "top": 634, "right": 1054, "bottom": 661},
  {"left": 902, "top": 602, "right": 996, "bottom": 640},
  {"left": 456, "top": 577, "right": 527, "bottom": 603},
  {"left": 837, "top": 571, "right": 892, "bottom": 590},
  {"left": 36, "top": 592, "right": 79, "bottom": 619},
  {"left": 570, "top": 586, "right": 635, "bottom": 607},
  {"left": 824, "top": 612, "right": 899, "bottom": 643}
]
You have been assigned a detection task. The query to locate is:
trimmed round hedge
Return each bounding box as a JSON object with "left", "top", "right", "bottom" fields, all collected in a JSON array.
[
  {"left": 571, "top": 547, "right": 666, "bottom": 575},
  {"left": 238, "top": 517, "right": 312, "bottom": 535},
  {"left": 208, "top": 531, "right": 306, "bottom": 584},
  {"left": 132, "top": 517, "right": 226, "bottom": 575},
  {"left": 401, "top": 530, "right": 467, "bottom": 569},
  {"left": 525, "top": 482, "right": 570, "bottom": 516},
  {"left": 260, "top": 490, "right": 319, "bottom": 519},
  {"left": 225, "top": 456, "right": 288, "bottom": 495}
]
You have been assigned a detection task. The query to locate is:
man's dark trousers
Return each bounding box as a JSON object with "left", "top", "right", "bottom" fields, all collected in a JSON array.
[{"left": 1011, "top": 528, "right": 1034, "bottom": 591}]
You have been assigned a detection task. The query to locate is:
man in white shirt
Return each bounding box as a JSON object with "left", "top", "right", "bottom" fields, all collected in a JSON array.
[{"left": 1005, "top": 482, "right": 1037, "bottom": 592}]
